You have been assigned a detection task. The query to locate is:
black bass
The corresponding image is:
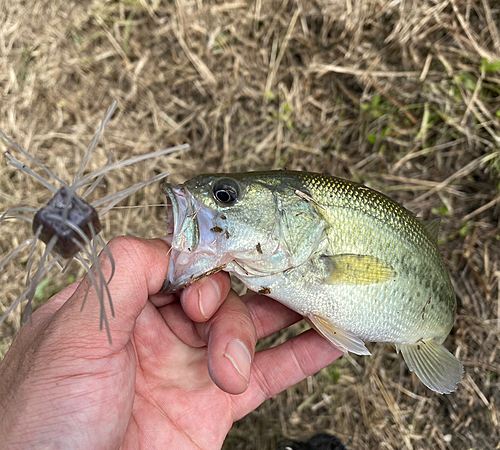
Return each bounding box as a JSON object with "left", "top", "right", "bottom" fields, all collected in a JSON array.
[{"left": 161, "top": 171, "right": 463, "bottom": 394}]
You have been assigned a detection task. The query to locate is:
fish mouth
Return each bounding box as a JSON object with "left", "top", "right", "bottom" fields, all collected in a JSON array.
[
  {"left": 163, "top": 184, "right": 190, "bottom": 249},
  {"left": 161, "top": 183, "right": 221, "bottom": 293}
]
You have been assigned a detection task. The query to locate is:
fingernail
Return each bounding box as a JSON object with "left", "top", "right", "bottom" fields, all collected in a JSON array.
[
  {"left": 224, "top": 339, "right": 251, "bottom": 384},
  {"left": 198, "top": 278, "right": 221, "bottom": 319}
]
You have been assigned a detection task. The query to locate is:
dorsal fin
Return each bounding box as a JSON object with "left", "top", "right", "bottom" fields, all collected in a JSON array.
[{"left": 422, "top": 218, "right": 441, "bottom": 244}]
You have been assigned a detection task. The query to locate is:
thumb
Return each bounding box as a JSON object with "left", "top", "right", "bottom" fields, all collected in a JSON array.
[{"left": 47, "top": 235, "right": 170, "bottom": 352}]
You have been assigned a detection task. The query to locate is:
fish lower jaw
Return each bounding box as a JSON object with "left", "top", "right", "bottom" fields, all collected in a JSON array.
[{"left": 162, "top": 264, "right": 229, "bottom": 293}]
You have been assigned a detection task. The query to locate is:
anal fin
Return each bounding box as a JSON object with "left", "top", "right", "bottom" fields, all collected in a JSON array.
[
  {"left": 306, "top": 314, "right": 371, "bottom": 356},
  {"left": 400, "top": 339, "right": 464, "bottom": 394}
]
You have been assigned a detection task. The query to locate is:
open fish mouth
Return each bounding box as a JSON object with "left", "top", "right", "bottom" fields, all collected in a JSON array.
[
  {"left": 162, "top": 183, "right": 222, "bottom": 293},
  {"left": 164, "top": 185, "right": 192, "bottom": 249}
]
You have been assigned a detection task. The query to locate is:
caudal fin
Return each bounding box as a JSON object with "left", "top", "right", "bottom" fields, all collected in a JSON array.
[{"left": 400, "top": 339, "right": 464, "bottom": 394}]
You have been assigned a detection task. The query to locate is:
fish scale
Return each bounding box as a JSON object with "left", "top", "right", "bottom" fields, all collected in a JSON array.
[
  {"left": 162, "top": 170, "right": 463, "bottom": 394},
  {"left": 300, "top": 173, "right": 455, "bottom": 333}
]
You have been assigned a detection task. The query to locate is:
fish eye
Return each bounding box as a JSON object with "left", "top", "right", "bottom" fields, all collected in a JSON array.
[{"left": 212, "top": 178, "right": 240, "bottom": 206}]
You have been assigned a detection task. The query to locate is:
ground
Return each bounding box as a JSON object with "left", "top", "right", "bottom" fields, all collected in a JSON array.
[{"left": 0, "top": 1, "right": 499, "bottom": 449}]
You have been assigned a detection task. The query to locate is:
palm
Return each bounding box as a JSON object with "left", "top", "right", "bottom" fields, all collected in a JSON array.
[
  {"left": 121, "top": 302, "right": 234, "bottom": 449},
  {"left": 120, "top": 295, "right": 342, "bottom": 449}
]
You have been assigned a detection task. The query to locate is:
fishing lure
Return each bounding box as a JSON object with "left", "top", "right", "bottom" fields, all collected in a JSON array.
[{"left": 0, "top": 101, "right": 188, "bottom": 342}]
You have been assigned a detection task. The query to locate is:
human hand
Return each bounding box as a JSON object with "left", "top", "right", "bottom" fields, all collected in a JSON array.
[{"left": 0, "top": 236, "right": 342, "bottom": 450}]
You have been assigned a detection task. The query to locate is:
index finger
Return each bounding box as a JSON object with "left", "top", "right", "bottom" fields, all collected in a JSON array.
[{"left": 180, "top": 272, "right": 232, "bottom": 322}]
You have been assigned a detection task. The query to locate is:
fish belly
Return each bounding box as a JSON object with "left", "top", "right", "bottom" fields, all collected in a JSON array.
[{"left": 236, "top": 217, "right": 455, "bottom": 347}]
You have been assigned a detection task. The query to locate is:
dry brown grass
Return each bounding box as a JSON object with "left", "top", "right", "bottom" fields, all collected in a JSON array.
[{"left": 1, "top": 0, "right": 499, "bottom": 449}]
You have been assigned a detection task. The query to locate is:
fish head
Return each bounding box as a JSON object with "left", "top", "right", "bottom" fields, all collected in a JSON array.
[{"left": 162, "top": 172, "right": 328, "bottom": 292}]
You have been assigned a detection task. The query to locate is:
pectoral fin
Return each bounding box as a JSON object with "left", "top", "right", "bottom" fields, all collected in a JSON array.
[
  {"left": 306, "top": 314, "right": 371, "bottom": 355},
  {"left": 400, "top": 339, "right": 464, "bottom": 394},
  {"left": 323, "top": 254, "right": 395, "bottom": 285}
]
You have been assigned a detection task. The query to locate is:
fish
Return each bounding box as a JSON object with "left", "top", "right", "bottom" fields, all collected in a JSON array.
[{"left": 161, "top": 170, "right": 464, "bottom": 394}]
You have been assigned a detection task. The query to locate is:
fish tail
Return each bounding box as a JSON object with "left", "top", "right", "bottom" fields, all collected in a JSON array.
[{"left": 400, "top": 339, "right": 464, "bottom": 394}]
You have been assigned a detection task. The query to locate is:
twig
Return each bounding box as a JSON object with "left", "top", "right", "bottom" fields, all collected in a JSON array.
[{"left": 462, "top": 195, "right": 500, "bottom": 222}]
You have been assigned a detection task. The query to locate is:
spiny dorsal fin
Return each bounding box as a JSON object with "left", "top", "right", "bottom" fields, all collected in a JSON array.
[
  {"left": 306, "top": 314, "right": 371, "bottom": 355},
  {"left": 400, "top": 339, "right": 464, "bottom": 394},
  {"left": 422, "top": 218, "right": 441, "bottom": 244},
  {"left": 323, "top": 254, "right": 395, "bottom": 285}
]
